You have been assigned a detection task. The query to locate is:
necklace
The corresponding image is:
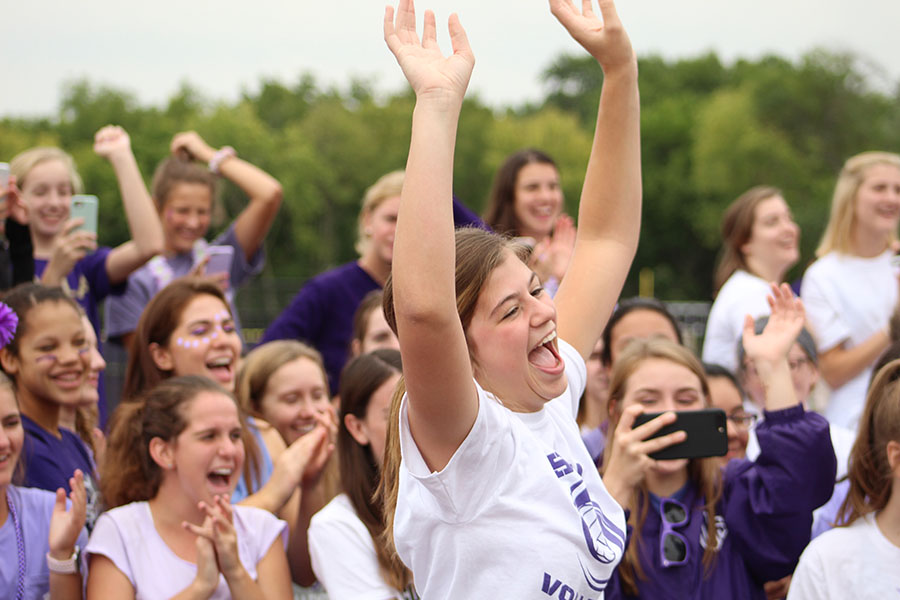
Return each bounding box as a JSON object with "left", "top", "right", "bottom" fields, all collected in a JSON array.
[{"left": 6, "top": 488, "right": 25, "bottom": 600}]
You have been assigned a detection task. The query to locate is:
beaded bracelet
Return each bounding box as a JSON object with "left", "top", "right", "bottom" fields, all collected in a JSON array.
[{"left": 208, "top": 146, "right": 236, "bottom": 175}]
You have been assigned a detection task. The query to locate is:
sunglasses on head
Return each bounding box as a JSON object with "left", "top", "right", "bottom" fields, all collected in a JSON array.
[{"left": 659, "top": 497, "right": 689, "bottom": 568}]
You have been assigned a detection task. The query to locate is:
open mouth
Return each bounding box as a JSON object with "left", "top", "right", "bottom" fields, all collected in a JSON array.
[
  {"left": 206, "top": 356, "right": 234, "bottom": 382},
  {"left": 52, "top": 370, "right": 84, "bottom": 390},
  {"left": 207, "top": 467, "right": 235, "bottom": 491},
  {"left": 528, "top": 330, "right": 564, "bottom": 373}
]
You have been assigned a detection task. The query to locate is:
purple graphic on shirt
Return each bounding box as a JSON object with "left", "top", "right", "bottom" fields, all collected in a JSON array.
[{"left": 547, "top": 452, "right": 626, "bottom": 592}]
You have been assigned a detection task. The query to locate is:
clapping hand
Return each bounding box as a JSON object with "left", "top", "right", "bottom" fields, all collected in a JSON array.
[{"left": 47, "top": 470, "right": 87, "bottom": 562}]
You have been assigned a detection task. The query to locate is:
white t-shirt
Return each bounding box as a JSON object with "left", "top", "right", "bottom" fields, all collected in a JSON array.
[
  {"left": 788, "top": 512, "right": 900, "bottom": 600},
  {"left": 801, "top": 250, "right": 897, "bottom": 429},
  {"left": 702, "top": 270, "right": 773, "bottom": 373},
  {"left": 85, "top": 501, "right": 287, "bottom": 599},
  {"left": 394, "top": 339, "right": 626, "bottom": 600},
  {"left": 309, "top": 493, "right": 416, "bottom": 600}
]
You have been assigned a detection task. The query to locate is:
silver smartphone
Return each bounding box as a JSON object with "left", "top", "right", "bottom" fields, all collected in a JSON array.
[
  {"left": 205, "top": 245, "right": 235, "bottom": 275},
  {"left": 70, "top": 195, "right": 99, "bottom": 235}
]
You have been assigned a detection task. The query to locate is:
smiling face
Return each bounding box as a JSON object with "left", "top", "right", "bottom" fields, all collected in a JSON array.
[
  {"left": 162, "top": 390, "right": 245, "bottom": 504},
  {"left": 80, "top": 316, "right": 106, "bottom": 407},
  {"left": 20, "top": 159, "right": 75, "bottom": 239},
  {"left": 0, "top": 386, "right": 24, "bottom": 488},
  {"left": 707, "top": 375, "right": 748, "bottom": 465},
  {"left": 618, "top": 358, "right": 707, "bottom": 475},
  {"left": 151, "top": 295, "right": 242, "bottom": 391},
  {"left": 2, "top": 301, "right": 89, "bottom": 407},
  {"left": 741, "top": 195, "right": 799, "bottom": 278},
  {"left": 512, "top": 162, "right": 563, "bottom": 240},
  {"left": 466, "top": 251, "right": 566, "bottom": 412},
  {"left": 160, "top": 182, "right": 213, "bottom": 254},
  {"left": 852, "top": 163, "right": 900, "bottom": 241},
  {"left": 361, "top": 195, "right": 400, "bottom": 268},
  {"left": 258, "top": 356, "right": 330, "bottom": 445}
]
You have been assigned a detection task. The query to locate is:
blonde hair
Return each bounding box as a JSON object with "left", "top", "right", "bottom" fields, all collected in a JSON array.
[
  {"left": 236, "top": 340, "right": 328, "bottom": 418},
  {"left": 356, "top": 171, "right": 404, "bottom": 256},
  {"left": 816, "top": 151, "right": 900, "bottom": 257},
  {"left": 603, "top": 338, "right": 722, "bottom": 595},
  {"left": 10, "top": 147, "right": 84, "bottom": 194}
]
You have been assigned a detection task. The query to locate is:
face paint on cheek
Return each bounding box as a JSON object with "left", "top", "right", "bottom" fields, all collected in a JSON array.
[
  {"left": 210, "top": 332, "right": 218, "bottom": 339},
  {"left": 36, "top": 354, "right": 57, "bottom": 363}
]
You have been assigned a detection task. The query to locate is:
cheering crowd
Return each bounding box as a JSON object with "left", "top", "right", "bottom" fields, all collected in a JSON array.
[{"left": 1, "top": 0, "right": 899, "bottom": 598}]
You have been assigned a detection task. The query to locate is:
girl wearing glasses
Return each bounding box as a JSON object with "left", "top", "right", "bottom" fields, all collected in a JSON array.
[{"left": 602, "top": 285, "right": 835, "bottom": 598}]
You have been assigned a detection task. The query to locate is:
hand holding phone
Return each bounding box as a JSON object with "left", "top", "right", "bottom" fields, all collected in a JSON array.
[
  {"left": 632, "top": 409, "right": 727, "bottom": 460},
  {"left": 204, "top": 245, "right": 234, "bottom": 276}
]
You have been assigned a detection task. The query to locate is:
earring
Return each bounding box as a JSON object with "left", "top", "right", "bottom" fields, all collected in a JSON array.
[{"left": 364, "top": 227, "right": 373, "bottom": 236}]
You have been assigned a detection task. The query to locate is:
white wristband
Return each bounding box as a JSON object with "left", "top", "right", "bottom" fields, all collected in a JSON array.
[
  {"left": 208, "top": 146, "right": 236, "bottom": 175},
  {"left": 46, "top": 547, "right": 79, "bottom": 574}
]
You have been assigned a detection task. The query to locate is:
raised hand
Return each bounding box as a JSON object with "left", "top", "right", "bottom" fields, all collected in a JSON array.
[
  {"left": 549, "top": 0, "right": 635, "bottom": 73},
  {"left": 171, "top": 131, "right": 217, "bottom": 163},
  {"left": 93, "top": 125, "right": 133, "bottom": 161},
  {"left": 384, "top": 0, "right": 475, "bottom": 105},
  {"left": 48, "top": 470, "right": 87, "bottom": 560},
  {"left": 741, "top": 283, "right": 805, "bottom": 366}
]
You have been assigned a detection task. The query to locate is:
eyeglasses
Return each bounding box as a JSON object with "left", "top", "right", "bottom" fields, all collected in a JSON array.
[
  {"left": 726, "top": 413, "right": 758, "bottom": 430},
  {"left": 659, "top": 497, "right": 689, "bottom": 568}
]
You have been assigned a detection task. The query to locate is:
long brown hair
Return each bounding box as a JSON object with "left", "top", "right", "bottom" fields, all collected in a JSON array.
[
  {"left": 839, "top": 358, "right": 900, "bottom": 525},
  {"left": 379, "top": 227, "right": 529, "bottom": 570},
  {"left": 122, "top": 278, "right": 261, "bottom": 493},
  {"left": 603, "top": 338, "right": 723, "bottom": 595},
  {"left": 713, "top": 186, "right": 782, "bottom": 294},
  {"left": 339, "top": 349, "right": 411, "bottom": 591},
  {"left": 101, "top": 375, "right": 245, "bottom": 508},
  {"left": 483, "top": 148, "right": 559, "bottom": 236}
]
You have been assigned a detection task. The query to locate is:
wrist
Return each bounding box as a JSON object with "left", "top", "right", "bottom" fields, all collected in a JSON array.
[
  {"left": 189, "top": 577, "right": 217, "bottom": 599},
  {"left": 46, "top": 546, "right": 80, "bottom": 574},
  {"left": 106, "top": 149, "right": 137, "bottom": 169},
  {"left": 208, "top": 146, "right": 236, "bottom": 175}
]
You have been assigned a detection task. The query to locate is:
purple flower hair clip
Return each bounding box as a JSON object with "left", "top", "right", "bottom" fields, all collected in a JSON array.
[{"left": 0, "top": 301, "right": 18, "bottom": 349}]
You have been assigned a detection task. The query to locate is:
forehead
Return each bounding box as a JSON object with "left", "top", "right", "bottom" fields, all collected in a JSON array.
[
  {"left": 25, "top": 301, "right": 83, "bottom": 335},
  {"left": 365, "top": 308, "right": 391, "bottom": 334},
  {"left": 371, "top": 195, "right": 400, "bottom": 217},
  {"left": 24, "top": 159, "right": 72, "bottom": 188},
  {"left": 270, "top": 357, "right": 327, "bottom": 391},
  {"left": 752, "top": 195, "right": 788, "bottom": 220},
  {"left": 707, "top": 376, "right": 742, "bottom": 411},
  {"left": 787, "top": 342, "right": 813, "bottom": 362},
  {"left": 183, "top": 391, "right": 239, "bottom": 428},
  {"left": 179, "top": 294, "right": 231, "bottom": 324},
  {"left": 516, "top": 162, "right": 559, "bottom": 185},
  {"left": 165, "top": 182, "right": 213, "bottom": 208},
  {"left": 625, "top": 358, "right": 703, "bottom": 395},
  {"left": 0, "top": 386, "right": 19, "bottom": 416},
  {"left": 475, "top": 251, "right": 533, "bottom": 310},
  {"left": 861, "top": 163, "right": 900, "bottom": 184},
  {"left": 612, "top": 309, "right": 678, "bottom": 345}
]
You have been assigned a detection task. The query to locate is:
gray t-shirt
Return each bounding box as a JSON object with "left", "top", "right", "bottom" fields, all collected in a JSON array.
[{"left": 105, "top": 223, "right": 264, "bottom": 339}]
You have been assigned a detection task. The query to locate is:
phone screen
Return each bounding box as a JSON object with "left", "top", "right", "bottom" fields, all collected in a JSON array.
[{"left": 205, "top": 246, "right": 235, "bottom": 275}]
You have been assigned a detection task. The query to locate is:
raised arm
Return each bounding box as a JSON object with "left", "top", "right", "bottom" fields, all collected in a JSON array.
[
  {"left": 170, "top": 132, "right": 282, "bottom": 262},
  {"left": 741, "top": 283, "right": 803, "bottom": 412},
  {"left": 552, "top": 0, "right": 641, "bottom": 360},
  {"left": 385, "top": 0, "right": 477, "bottom": 472},
  {"left": 94, "top": 126, "right": 165, "bottom": 285}
]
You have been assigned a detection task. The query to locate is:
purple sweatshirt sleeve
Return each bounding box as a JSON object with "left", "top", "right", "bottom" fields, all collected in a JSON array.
[
  {"left": 722, "top": 405, "right": 836, "bottom": 583},
  {"left": 452, "top": 195, "right": 490, "bottom": 231},
  {"left": 260, "top": 278, "right": 324, "bottom": 347}
]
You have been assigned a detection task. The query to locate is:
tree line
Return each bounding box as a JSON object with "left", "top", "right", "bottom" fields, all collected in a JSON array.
[{"left": 2, "top": 48, "right": 898, "bottom": 303}]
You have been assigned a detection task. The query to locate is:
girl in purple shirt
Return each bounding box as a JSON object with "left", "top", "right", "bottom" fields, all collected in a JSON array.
[{"left": 601, "top": 285, "right": 836, "bottom": 599}]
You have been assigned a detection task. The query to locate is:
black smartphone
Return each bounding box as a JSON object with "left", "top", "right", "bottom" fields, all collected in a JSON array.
[{"left": 632, "top": 409, "right": 728, "bottom": 460}]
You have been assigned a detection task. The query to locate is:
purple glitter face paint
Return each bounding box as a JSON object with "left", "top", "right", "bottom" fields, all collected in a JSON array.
[{"left": 35, "top": 354, "right": 57, "bottom": 363}]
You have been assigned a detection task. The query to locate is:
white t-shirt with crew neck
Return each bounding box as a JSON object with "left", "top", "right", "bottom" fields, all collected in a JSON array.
[
  {"left": 801, "top": 250, "right": 897, "bottom": 429},
  {"left": 394, "top": 339, "right": 626, "bottom": 600},
  {"left": 702, "top": 269, "right": 773, "bottom": 373},
  {"left": 788, "top": 512, "right": 900, "bottom": 600}
]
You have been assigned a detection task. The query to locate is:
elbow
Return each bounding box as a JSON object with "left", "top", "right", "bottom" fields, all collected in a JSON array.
[
  {"left": 265, "top": 181, "right": 283, "bottom": 208},
  {"left": 136, "top": 236, "right": 165, "bottom": 261}
]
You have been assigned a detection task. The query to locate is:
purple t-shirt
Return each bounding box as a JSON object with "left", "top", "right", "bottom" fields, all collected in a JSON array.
[
  {"left": 105, "top": 223, "right": 264, "bottom": 340},
  {"left": 605, "top": 405, "right": 836, "bottom": 600},
  {"left": 260, "top": 261, "right": 379, "bottom": 394},
  {"left": 0, "top": 486, "right": 89, "bottom": 599},
  {"left": 260, "top": 198, "right": 485, "bottom": 392},
  {"left": 21, "top": 414, "right": 101, "bottom": 530}
]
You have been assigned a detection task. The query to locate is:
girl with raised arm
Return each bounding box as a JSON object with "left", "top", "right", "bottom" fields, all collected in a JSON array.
[{"left": 379, "top": 0, "right": 641, "bottom": 596}]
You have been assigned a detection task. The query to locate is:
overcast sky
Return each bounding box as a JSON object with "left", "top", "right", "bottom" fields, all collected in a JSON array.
[{"left": 4, "top": 0, "right": 898, "bottom": 118}]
